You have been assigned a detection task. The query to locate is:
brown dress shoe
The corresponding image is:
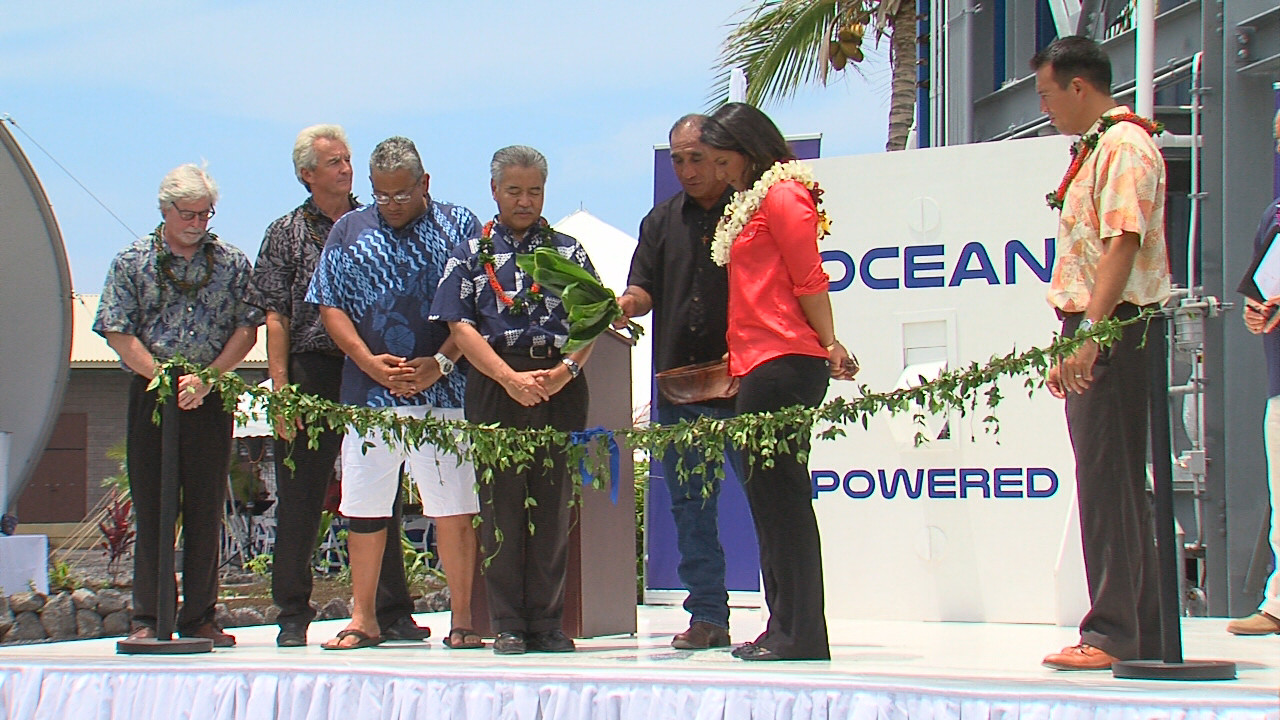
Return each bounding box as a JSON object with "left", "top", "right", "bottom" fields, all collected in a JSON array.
[
  {"left": 1226, "top": 611, "right": 1280, "bottom": 635},
  {"left": 128, "top": 626, "right": 156, "bottom": 640},
  {"left": 180, "top": 621, "right": 236, "bottom": 648},
  {"left": 672, "top": 621, "right": 730, "bottom": 650},
  {"left": 1042, "top": 643, "right": 1117, "bottom": 670}
]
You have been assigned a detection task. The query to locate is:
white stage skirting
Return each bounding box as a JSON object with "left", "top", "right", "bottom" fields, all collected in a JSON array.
[{"left": 0, "top": 606, "right": 1275, "bottom": 720}]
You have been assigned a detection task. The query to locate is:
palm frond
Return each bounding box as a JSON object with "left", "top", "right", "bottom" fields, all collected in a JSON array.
[{"left": 708, "top": 0, "right": 843, "bottom": 110}]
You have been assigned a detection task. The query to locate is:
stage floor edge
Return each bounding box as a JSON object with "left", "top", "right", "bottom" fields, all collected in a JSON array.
[{"left": 0, "top": 605, "right": 1275, "bottom": 719}]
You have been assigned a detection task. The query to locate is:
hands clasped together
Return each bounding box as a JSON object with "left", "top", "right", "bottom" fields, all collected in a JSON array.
[
  {"left": 501, "top": 366, "right": 572, "bottom": 407},
  {"left": 365, "top": 353, "right": 446, "bottom": 398},
  {"left": 1244, "top": 297, "right": 1280, "bottom": 336},
  {"left": 176, "top": 373, "right": 213, "bottom": 410}
]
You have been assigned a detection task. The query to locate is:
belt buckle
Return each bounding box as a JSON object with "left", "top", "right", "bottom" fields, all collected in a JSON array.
[{"left": 529, "top": 345, "right": 552, "bottom": 359}]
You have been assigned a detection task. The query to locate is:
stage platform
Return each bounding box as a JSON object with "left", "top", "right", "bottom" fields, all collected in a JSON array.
[{"left": 0, "top": 604, "right": 1275, "bottom": 719}]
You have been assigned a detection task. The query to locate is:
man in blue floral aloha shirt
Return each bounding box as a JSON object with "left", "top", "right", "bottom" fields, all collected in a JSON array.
[
  {"left": 431, "top": 145, "right": 598, "bottom": 656},
  {"left": 306, "top": 136, "right": 483, "bottom": 651}
]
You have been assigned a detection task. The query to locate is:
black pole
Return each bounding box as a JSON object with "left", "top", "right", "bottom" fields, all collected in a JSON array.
[
  {"left": 155, "top": 366, "right": 181, "bottom": 641},
  {"left": 1148, "top": 314, "right": 1184, "bottom": 664},
  {"left": 118, "top": 368, "right": 212, "bottom": 654},
  {"left": 1112, "top": 312, "right": 1233, "bottom": 680}
]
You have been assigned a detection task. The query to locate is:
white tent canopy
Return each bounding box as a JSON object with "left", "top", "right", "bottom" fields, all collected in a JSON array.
[{"left": 554, "top": 210, "right": 651, "bottom": 419}]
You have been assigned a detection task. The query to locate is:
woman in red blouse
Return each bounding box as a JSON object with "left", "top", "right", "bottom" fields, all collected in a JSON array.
[{"left": 701, "top": 102, "right": 855, "bottom": 661}]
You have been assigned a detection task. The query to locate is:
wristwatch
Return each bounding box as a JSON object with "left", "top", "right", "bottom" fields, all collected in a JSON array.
[
  {"left": 561, "top": 357, "right": 581, "bottom": 379},
  {"left": 433, "top": 352, "right": 455, "bottom": 376},
  {"left": 1076, "top": 318, "right": 1095, "bottom": 336}
]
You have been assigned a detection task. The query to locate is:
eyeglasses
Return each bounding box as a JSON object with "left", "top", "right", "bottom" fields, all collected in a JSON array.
[
  {"left": 171, "top": 203, "right": 215, "bottom": 221},
  {"left": 371, "top": 192, "right": 416, "bottom": 206}
]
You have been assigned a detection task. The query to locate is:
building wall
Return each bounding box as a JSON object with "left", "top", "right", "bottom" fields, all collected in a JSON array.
[
  {"left": 68, "top": 369, "right": 132, "bottom": 513},
  {"left": 24, "top": 367, "right": 268, "bottom": 522}
]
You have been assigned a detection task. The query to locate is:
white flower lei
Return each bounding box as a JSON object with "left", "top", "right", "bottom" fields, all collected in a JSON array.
[{"left": 710, "top": 160, "right": 823, "bottom": 267}]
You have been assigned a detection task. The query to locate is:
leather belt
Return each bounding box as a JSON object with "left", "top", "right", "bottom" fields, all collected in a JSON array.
[{"left": 498, "top": 345, "right": 561, "bottom": 360}]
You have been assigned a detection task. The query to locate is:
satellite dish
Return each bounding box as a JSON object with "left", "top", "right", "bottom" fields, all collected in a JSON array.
[{"left": 0, "top": 120, "right": 73, "bottom": 512}]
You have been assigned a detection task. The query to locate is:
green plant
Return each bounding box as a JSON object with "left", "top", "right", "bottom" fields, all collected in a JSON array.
[
  {"left": 634, "top": 454, "right": 649, "bottom": 603},
  {"left": 332, "top": 528, "right": 351, "bottom": 586},
  {"left": 245, "top": 553, "right": 273, "bottom": 578},
  {"left": 48, "top": 559, "right": 81, "bottom": 593},
  {"left": 100, "top": 439, "right": 129, "bottom": 497},
  {"left": 401, "top": 530, "right": 443, "bottom": 589}
]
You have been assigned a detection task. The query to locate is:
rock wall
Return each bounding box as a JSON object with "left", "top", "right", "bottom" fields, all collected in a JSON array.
[{"left": 0, "top": 587, "right": 450, "bottom": 643}]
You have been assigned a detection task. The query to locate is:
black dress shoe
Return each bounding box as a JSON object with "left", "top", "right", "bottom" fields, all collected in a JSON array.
[
  {"left": 493, "top": 631, "right": 527, "bottom": 655},
  {"left": 382, "top": 616, "right": 430, "bottom": 642},
  {"left": 526, "top": 629, "right": 575, "bottom": 653},
  {"left": 732, "top": 642, "right": 783, "bottom": 661},
  {"left": 276, "top": 623, "right": 308, "bottom": 647}
]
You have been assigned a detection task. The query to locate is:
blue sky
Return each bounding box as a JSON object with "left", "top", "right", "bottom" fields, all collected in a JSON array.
[{"left": 3, "top": 1, "right": 892, "bottom": 291}]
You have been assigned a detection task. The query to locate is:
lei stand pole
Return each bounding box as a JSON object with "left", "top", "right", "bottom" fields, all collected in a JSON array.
[
  {"left": 118, "top": 367, "right": 213, "bottom": 655},
  {"left": 1112, "top": 312, "right": 1233, "bottom": 680}
]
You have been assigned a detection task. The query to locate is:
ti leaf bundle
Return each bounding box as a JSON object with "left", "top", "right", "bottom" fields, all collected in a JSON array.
[{"left": 516, "top": 247, "right": 644, "bottom": 353}]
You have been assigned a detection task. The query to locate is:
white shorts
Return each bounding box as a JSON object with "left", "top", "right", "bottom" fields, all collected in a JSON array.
[{"left": 339, "top": 405, "right": 479, "bottom": 519}]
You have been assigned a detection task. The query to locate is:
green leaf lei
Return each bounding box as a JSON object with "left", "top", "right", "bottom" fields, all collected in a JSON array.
[{"left": 150, "top": 312, "right": 1150, "bottom": 492}]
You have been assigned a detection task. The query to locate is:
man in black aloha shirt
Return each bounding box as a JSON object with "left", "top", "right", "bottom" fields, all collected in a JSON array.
[
  {"left": 94, "top": 163, "right": 262, "bottom": 648},
  {"left": 431, "top": 145, "right": 598, "bottom": 655},
  {"left": 247, "top": 124, "right": 427, "bottom": 647},
  {"left": 618, "top": 114, "right": 739, "bottom": 651}
]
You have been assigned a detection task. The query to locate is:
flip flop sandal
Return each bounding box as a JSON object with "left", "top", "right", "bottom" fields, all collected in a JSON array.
[
  {"left": 322, "top": 628, "right": 384, "bottom": 650},
  {"left": 443, "top": 627, "right": 484, "bottom": 649}
]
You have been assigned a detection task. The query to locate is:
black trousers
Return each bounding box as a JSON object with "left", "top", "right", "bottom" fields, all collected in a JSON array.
[
  {"left": 1063, "top": 304, "right": 1161, "bottom": 660},
  {"left": 465, "top": 355, "right": 588, "bottom": 634},
  {"left": 270, "top": 352, "right": 414, "bottom": 628},
  {"left": 735, "top": 354, "right": 830, "bottom": 660},
  {"left": 128, "top": 374, "right": 231, "bottom": 632}
]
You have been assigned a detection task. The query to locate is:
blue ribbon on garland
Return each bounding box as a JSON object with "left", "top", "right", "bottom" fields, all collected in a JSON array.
[{"left": 569, "top": 426, "right": 620, "bottom": 504}]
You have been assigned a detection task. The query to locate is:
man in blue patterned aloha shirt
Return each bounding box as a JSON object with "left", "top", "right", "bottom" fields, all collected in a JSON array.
[
  {"left": 431, "top": 145, "right": 598, "bottom": 655},
  {"left": 247, "top": 124, "right": 428, "bottom": 648},
  {"left": 306, "top": 136, "right": 483, "bottom": 651},
  {"left": 93, "top": 163, "right": 262, "bottom": 648}
]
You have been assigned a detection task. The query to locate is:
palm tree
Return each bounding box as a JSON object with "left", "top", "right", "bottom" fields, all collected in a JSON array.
[{"left": 710, "top": 0, "right": 918, "bottom": 152}]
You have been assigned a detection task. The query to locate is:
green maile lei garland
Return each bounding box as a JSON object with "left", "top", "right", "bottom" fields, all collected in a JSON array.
[
  {"left": 153, "top": 225, "right": 216, "bottom": 297},
  {"left": 151, "top": 312, "right": 1149, "bottom": 514}
]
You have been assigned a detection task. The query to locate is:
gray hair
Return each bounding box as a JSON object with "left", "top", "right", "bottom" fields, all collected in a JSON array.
[
  {"left": 292, "top": 124, "right": 349, "bottom": 189},
  {"left": 156, "top": 164, "right": 218, "bottom": 211},
  {"left": 669, "top": 113, "right": 706, "bottom": 140},
  {"left": 490, "top": 145, "right": 548, "bottom": 184},
  {"left": 369, "top": 136, "right": 424, "bottom": 177}
]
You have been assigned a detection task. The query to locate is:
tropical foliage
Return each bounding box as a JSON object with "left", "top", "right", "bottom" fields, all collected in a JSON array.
[{"left": 711, "top": 0, "right": 919, "bottom": 151}]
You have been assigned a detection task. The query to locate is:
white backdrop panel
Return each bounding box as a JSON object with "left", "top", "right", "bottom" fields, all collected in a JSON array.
[{"left": 809, "top": 135, "right": 1088, "bottom": 624}]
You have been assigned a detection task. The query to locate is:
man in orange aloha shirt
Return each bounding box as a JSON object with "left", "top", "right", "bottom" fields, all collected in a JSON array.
[{"left": 1034, "top": 35, "right": 1172, "bottom": 671}]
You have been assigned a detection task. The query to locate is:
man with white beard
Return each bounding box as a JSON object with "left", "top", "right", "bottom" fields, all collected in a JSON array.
[{"left": 95, "top": 163, "right": 262, "bottom": 647}]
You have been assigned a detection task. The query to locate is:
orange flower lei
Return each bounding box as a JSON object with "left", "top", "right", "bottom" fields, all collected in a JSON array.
[
  {"left": 477, "top": 219, "right": 550, "bottom": 315},
  {"left": 1046, "top": 113, "right": 1163, "bottom": 211}
]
